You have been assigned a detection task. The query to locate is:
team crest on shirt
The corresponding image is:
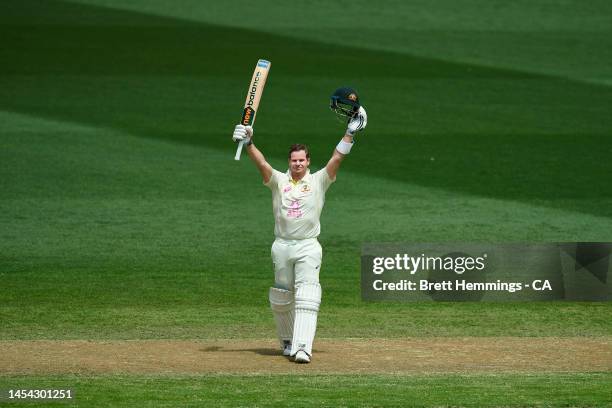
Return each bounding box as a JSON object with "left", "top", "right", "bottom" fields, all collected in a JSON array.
[{"left": 300, "top": 184, "right": 311, "bottom": 193}]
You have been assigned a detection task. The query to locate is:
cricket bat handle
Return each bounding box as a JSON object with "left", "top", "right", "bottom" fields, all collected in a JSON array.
[{"left": 234, "top": 140, "right": 245, "bottom": 161}]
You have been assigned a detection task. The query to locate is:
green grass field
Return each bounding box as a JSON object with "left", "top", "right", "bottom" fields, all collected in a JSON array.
[
  {"left": 1, "top": 373, "right": 611, "bottom": 407},
  {"left": 1, "top": 0, "right": 611, "bottom": 406}
]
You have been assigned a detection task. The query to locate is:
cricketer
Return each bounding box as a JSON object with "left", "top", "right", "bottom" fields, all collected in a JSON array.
[{"left": 232, "top": 88, "right": 367, "bottom": 363}]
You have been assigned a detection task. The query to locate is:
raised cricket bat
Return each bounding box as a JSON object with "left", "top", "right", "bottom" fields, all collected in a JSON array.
[{"left": 234, "top": 59, "right": 271, "bottom": 160}]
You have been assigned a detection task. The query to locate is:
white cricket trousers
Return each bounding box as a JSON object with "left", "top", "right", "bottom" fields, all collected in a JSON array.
[
  {"left": 271, "top": 238, "right": 322, "bottom": 290},
  {"left": 271, "top": 237, "right": 322, "bottom": 357}
]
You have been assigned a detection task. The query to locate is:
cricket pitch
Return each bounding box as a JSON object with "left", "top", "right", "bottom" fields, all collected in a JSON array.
[{"left": 1, "top": 338, "right": 610, "bottom": 375}]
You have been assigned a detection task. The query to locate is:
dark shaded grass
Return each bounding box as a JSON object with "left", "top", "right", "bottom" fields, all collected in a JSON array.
[{"left": 1, "top": 0, "right": 611, "bottom": 215}]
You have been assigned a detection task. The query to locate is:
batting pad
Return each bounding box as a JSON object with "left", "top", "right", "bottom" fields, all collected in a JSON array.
[
  {"left": 269, "top": 287, "right": 295, "bottom": 349},
  {"left": 291, "top": 282, "right": 322, "bottom": 356}
]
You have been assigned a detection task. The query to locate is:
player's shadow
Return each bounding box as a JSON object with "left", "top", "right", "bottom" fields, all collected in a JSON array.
[
  {"left": 200, "top": 346, "right": 325, "bottom": 356},
  {"left": 200, "top": 346, "right": 278, "bottom": 356}
]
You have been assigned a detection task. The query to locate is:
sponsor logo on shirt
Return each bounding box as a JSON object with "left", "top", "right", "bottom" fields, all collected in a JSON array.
[{"left": 287, "top": 200, "right": 303, "bottom": 218}]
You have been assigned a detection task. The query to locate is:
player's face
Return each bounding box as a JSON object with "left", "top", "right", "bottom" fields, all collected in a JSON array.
[{"left": 289, "top": 150, "right": 310, "bottom": 178}]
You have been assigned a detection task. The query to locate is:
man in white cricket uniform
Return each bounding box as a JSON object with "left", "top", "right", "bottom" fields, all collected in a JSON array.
[{"left": 232, "top": 101, "right": 366, "bottom": 364}]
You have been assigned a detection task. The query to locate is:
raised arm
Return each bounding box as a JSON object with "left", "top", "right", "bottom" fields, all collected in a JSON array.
[
  {"left": 325, "top": 134, "right": 353, "bottom": 180},
  {"left": 246, "top": 143, "right": 273, "bottom": 183},
  {"left": 325, "top": 106, "right": 367, "bottom": 179},
  {"left": 233, "top": 124, "right": 273, "bottom": 183}
]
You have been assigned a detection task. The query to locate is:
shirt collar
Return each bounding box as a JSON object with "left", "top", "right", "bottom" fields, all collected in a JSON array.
[{"left": 286, "top": 169, "right": 311, "bottom": 184}]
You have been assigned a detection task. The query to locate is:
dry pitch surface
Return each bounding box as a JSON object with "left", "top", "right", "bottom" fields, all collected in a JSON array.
[{"left": 1, "top": 338, "right": 610, "bottom": 375}]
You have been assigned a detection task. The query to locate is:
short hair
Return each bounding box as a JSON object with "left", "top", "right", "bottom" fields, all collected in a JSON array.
[{"left": 288, "top": 144, "right": 310, "bottom": 159}]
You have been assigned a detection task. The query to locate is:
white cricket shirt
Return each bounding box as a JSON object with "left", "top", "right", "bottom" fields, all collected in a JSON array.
[{"left": 265, "top": 168, "right": 335, "bottom": 240}]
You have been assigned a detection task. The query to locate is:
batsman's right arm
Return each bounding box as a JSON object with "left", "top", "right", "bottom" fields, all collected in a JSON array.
[{"left": 247, "top": 144, "right": 273, "bottom": 184}]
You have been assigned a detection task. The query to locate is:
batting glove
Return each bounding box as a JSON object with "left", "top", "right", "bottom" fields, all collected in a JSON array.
[
  {"left": 347, "top": 106, "right": 367, "bottom": 136},
  {"left": 232, "top": 124, "right": 253, "bottom": 145}
]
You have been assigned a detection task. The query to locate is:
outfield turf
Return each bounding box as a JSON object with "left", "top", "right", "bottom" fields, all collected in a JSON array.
[
  {"left": 1, "top": 0, "right": 611, "bottom": 406},
  {"left": 1, "top": 373, "right": 611, "bottom": 407}
]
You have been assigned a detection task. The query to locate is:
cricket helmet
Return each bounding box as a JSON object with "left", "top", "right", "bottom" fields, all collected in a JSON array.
[{"left": 330, "top": 87, "right": 360, "bottom": 120}]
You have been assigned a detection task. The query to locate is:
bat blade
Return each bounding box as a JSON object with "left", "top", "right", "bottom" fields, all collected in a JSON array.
[{"left": 235, "top": 59, "right": 271, "bottom": 161}]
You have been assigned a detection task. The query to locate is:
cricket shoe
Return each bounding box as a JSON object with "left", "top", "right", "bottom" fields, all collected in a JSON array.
[
  {"left": 282, "top": 341, "right": 292, "bottom": 357},
  {"left": 294, "top": 350, "right": 311, "bottom": 364}
]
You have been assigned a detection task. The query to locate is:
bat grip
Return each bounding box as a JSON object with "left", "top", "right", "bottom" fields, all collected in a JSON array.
[{"left": 234, "top": 140, "right": 245, "bottom": 161}]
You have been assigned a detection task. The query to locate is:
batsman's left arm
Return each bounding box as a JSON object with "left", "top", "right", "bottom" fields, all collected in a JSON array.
[
  {"left": 325, "top": 105, "right": 367, "bottom": 179},
  {"left": 325, "top": 134, "right": 353, "bottom": 179}
]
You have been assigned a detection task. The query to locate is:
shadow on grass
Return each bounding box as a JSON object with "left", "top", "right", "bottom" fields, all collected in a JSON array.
[
  {"left": 200, "top": 346, "right": 325, "bottom": 357},
  {"left": 1, "top": 0, "right": 612, "bottom": 216}
]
